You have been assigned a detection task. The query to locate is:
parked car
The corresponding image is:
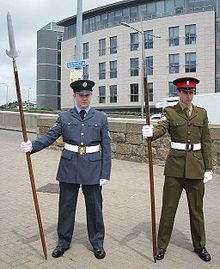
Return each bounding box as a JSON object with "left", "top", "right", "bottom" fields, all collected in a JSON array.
[{"left": 150, "top": 113, "right": 162, "bottom": 122}]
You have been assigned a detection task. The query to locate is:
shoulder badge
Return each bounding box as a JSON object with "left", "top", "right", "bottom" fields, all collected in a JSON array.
[{"left": 159, "top": 111, "right": 167, "bottom": 121}]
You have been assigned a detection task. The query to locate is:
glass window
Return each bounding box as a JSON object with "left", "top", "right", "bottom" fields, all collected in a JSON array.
[
  {"left": 57, "top": 51, "right": 61, "bottom": 65},
  {"left": 169, "top": 26, "right": 179, "bottom": 46},
  {"left": 175, "top": 0, "right": 184, "bottom": 7},
  {"left": 216, "top": 78, "right": 220, "bottom": 92},
  {"left": 147, "top": 2, "right": 156, "bottom": 16},
  {"left": 83, "top": 19, "right": 90, "bottom": 34},
  {"left": 169, "top": 81, "right": 177, "bottom": 96},
  {"left": 100, "top": 13, "right": 108, "bottom": 28},
  {"left": 130, "top": 32, "right": 139, "bottom": 51},
  {"left": 130, "top": 6, "right": 138, "bottom": 20},
  {"left": 185, "top": 24, "right": 196, "bottom": 45},
  {"left": 217, "top": 49, "right": 220, "bottom": 74},
  {"left": 130, "top": 58, "right": 139, "bottom": 76},
  {"left": 83, "top": 65, "right": 89, "bottom": 80},
  {"left": 139, "top": 4, "right": 147, "bottom": 18},
  {"left": 115, "top": 10, "right": 122, "bottom": 25},
  {"left": 122, "top": 8, "right": 130, "bottom": 21},
  {"left": 216, "top": 22, "right": 220, "bottom": 46},
  {"left": 110, "top": 36, "right": 117, "bottom": 54},
  {"left": 148, "top": 82, "right": 154, "bottom": 102},
  {"left": 130, "top": 83, "right": 139, "bottom": 102},
  {"left": 169, "top": 54, "right": 179, "bottom": 73},
  {"left": 144, "top": 30, "right": 153, "bottom": 49},
  {"left": 110, "top": 60, "right": 117, "bottom": 79},
  {"left": 146, "top": 56, "right": 153, "bottom": 75},
  {"left": 99, "top": 86, "right": 106, "bottom": 103},
  {"left": 156, "top": 1, "right": 165, "bottom": 16},
  {"left": 99, "top": 62, "right": 106, "bottom": 80},
  {"left": 83, "top": 42, "right": 89, "bottom": 59},
  {"left": 95, "top": 15, "right": 101, "bottom": 30},
  {"left": 89, "top": 17, "right": 96, "bottom": 32},
  {"left": 99, "top": 38, "right": 106, "bottom": 56},
  {"left": 185, "top": 52, "right": 196, "bottom": 73},
  {"left": 110, "top": 85, "right": 117, "bottom": 103},
  {"left": 185, "top": 52, "right": 196, "bottom": 72},
  {"left": 63, "top": 24, "right": 76, "bottom": 40},
  {"left": 165, "top": 0, "right": 175, "bottom": 14},
  {"left": 108, "top": 11, "right": 115, "bottom": 27}
]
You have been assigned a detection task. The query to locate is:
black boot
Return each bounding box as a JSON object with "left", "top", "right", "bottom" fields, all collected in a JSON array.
[
  {"left": 194, "top": 247, "right": 211, "bottom": 262},
  {"left": 156, "top": 248, "right": 166, "bottom": 260}
]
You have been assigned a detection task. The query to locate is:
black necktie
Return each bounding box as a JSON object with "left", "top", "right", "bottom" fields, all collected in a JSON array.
[{"left": 80, "top": 110, "right": 86, "bottom": 119}]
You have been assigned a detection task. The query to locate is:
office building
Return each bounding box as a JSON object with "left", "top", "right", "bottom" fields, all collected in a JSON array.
[
  {"left": 57, "top": 0, "right": 218, "bottom": 113},
  {"left": 37, "top": 22, "right": 64, "bottom": 110}
]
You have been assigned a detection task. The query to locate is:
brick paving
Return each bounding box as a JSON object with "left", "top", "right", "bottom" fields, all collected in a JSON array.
[{"left": 0, "top": 129, "right": 219, "bottom": 269}]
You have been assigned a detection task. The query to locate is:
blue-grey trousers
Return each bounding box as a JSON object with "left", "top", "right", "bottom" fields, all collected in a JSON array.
[{"left": 57, "top": 182, "right": 105, "bottom": 250}]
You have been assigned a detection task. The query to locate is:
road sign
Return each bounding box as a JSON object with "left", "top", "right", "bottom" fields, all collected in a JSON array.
[
  {"left": 65, "top": 60, "right": 86, "bottom": 69},
  {"left": 69, "top": 69, "right": 83, "bottom": 83}
]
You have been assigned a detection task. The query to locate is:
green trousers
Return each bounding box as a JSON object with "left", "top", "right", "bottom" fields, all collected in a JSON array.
[{"left": 157, "top": 176, "right": 206, "bottom": 250}]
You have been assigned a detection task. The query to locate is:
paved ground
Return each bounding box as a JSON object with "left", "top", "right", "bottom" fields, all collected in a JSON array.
[{"left": 0, "top": 129, "right": 219, "bottom": 269}]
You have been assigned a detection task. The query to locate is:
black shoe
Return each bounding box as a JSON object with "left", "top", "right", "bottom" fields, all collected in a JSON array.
[
  {"left": 93, "top": 247, "right": 106, "bottom": 259},
  {"left": 156, "top": 248, "right": 166, "bottom": 260},
  {"left": 194, "top": 247, "right": 211, "bottom": 262},
  {"left": 52, "top": 246, "right": 69, "bottom": 258}
]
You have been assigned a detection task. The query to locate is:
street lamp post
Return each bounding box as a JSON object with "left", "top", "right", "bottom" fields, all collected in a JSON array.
[
  {"left": 121, "top": 21, "right": 160, "bottom": 118},
  {"left": 27, "top": 87, "right": 31, "bottom": 109},
  {"left": 0, "top": 82, "right": 9, "bottom": 106},
  {"left": 121, "top": 22, "right": 145, "bottom": 118}
]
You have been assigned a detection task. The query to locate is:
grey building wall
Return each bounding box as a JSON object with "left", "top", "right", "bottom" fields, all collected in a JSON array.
[{"left": 37, "top": 22, "right": 64, "bottom": 110}]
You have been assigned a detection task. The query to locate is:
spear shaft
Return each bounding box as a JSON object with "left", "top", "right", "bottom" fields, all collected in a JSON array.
[
  {"left": 143, "top": 74, "right": 157, "bottom": 263},
  {"left": 6, "top": 12, "right": 47, "bottom": 260}
]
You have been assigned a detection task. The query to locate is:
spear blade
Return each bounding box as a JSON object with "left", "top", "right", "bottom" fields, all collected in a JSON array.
[{"left": 6, "top": 12, "right": 18, "bottom": 59}]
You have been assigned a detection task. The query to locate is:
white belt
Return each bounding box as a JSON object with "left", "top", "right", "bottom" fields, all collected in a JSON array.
[
  {"left": 171, "top": 142, "right": 201, "bottom": 151},
  {"left": 64, "top": 143, "right": 100, "bottom": 155}
]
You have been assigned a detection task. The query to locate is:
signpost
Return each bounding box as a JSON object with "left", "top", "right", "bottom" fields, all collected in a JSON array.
[{"left": 65, "top": 60, "right": 86, "bottom": 69}]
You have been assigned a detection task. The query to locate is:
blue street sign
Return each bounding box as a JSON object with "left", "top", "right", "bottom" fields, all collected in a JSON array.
[{"left": 65, "top": 60, "right": 86, "bottom": 69}]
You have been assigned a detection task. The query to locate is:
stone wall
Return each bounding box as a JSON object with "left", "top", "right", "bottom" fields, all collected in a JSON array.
[{"left": 37, "top": 117, "right": 220, "bottom": 174}]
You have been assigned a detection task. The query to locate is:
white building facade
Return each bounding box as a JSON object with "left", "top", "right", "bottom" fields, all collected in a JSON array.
[{"left": 57, "top": 0, "right": 217, "bottom": 113}]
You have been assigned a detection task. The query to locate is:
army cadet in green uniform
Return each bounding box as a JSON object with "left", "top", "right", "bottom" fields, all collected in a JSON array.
[{"left": 142, "top": 77, "right": 213, "bottom": 262}]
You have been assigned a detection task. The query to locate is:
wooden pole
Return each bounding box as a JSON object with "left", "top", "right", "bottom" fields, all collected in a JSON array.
[
  {"left": 143, "top": 75, "right": 157, "bottom": 263},
  {"left": 13, "top": 59, "right": 47, "bottom": 260}
]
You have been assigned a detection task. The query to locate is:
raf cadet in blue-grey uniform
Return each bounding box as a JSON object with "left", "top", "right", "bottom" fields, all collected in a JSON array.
[{"left": 21, "top": 79, "right": 111, "bottom": 259}]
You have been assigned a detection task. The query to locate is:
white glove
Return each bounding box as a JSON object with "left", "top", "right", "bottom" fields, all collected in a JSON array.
[
  {"left": 100, "top": 179, "right": 109, "bottom": 186},
  {"left": 20, "top": 140, "right": 33, "bottom": 153},
  {"left": 142, "top": 125, "right": 153, "bottom": 138},
  {"left": 203, "top": 171, "right": 213, "bottom": 184}
]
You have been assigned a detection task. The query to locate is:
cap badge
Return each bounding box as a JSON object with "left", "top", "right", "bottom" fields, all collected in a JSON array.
[
  {"left": 82, "top": 82, "right": 87, "bottom": 88},
  {"left": 187, "top": 80, "right": 189, "bottom": 85}
]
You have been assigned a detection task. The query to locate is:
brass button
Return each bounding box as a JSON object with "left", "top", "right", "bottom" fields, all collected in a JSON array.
[{"left": 188, "top": 131, "right": 191, "bottom": 135}]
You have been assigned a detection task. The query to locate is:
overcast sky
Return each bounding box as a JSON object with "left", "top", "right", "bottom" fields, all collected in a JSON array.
[{"left": 0, "top": 0, "right": 116, "bottom": 105}]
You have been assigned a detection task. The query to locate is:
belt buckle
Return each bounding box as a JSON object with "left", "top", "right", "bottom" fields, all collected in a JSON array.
[
  {"left": 78, "top": 146, "right": 86, "bottom": 155},
  {"left": 186, "top": 144, "right": 193, "bottom": 151}
]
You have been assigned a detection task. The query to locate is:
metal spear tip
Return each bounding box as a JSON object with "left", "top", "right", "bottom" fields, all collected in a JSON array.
[{"left": 6, "top": 12, "right": 18, "bottom": 59}]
